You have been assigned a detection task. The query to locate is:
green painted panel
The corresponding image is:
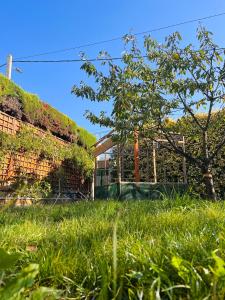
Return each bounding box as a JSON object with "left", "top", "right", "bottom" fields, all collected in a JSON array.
[
  {"left": 95, "top": 182, "right": 187, "bottom": 200},
  {"left": 95, "top": 183, "right": 119, "bottom": 199}
]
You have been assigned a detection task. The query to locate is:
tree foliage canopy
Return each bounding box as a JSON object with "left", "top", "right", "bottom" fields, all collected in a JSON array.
[{"left": 73, "top": 26, "right": 225, "bottom": 199}]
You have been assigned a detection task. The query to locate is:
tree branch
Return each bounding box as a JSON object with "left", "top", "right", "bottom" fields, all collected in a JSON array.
[
  {"left": 176, "top": 91, "right": 204, "bottom": 130},
  {"left": 156, "top": 118, "right": 201, "bottom": 166}
]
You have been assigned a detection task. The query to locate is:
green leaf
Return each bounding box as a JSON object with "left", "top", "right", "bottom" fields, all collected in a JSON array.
[
  {"left": 211, "top": 250, "right": 225, "bottom": 278},
  {"left": 209, "top": 84, "right": 213, "bottom": 91},
  {"left": 215, "top": 53, "right": 223, "bottom": 63},
  {"left": 0, "top": 264, "right": 39, "bottom": 300},
  {"left": 171, "top": 256, "right": 190, "bottom": 282},
  {"left": 30, "top": 287, "right": 61, "bottom": 300},
  {"left": 0, "top": 248, "right": 20, "bottom": 270}
]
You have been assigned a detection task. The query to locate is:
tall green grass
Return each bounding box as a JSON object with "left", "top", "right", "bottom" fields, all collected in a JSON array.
[{"left": 1, "top": 197, "right": 225, "bottom": 299}]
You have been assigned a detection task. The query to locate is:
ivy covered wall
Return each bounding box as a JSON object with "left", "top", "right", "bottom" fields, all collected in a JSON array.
[
  {"left": 0, "top": 74, "right": 96, "bottom": 148},
  {"left": 0, "top": 75, "right": 96, "bottom": 197}
]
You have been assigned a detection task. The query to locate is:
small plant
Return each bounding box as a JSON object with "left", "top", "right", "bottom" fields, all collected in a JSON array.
[
  {"left": 4, "top": 174, "right": 52, "bottom": 205},
  {"left": 0, "top": 248, "right": 60, "bottom": 299}
]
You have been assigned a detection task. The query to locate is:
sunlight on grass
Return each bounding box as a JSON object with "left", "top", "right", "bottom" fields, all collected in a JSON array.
[{"left": 1, "top": 198, "right": 225, "bottom": 298}]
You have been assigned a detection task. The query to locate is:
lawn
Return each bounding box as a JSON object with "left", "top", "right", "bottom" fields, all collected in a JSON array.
[{"left": 1, "top": 197, "right": 225, "bottom": 299}]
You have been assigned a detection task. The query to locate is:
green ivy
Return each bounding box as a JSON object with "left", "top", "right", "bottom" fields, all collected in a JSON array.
[
  {"left": 0, "top": 74, "right": 96, "bottom": 148},
  {"left": 0, "top": 124, "right": 94, "bottom": 179},
  {"left": 77, "top": 126, "right": 97, "bottom": 149}
]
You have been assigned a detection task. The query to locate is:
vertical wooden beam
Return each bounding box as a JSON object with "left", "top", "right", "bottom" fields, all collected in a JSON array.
[
  {"left": 121, "top": 146, "right": 125, "bottom": 181},
  {"left": 153, "top": 141, "right": 157, "bottom": 183},
  {"left": 146, "top": 145, "right": 150, "bottom": 182},
  {"left": 6, "top": 154, "right": 14, "bottom": 180},
  {"left": 104, "top": 153, "right": 107, "bottom": 186},
  {"left": 182, "top": 136, "right": 188, "bottom": 184},
  {"left": 92, "top": 157, "right": 97, "bottom": 199},
  {"left": 117, "top": 144, "right": 121, "bottom": 183},
  {"left": 108, "top": 155, "right": 111, "bottom": 185},
  {"left": 117, "top": 144, "right": 121, "bottom": 197},
  {"left": 134, "top": 130, "right": 140, "bottom": 182},
  {"left": 91, "top": 171, "right": 95, "bottom": 200}
]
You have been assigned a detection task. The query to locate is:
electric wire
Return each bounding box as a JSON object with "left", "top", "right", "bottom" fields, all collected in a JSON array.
[
  {"left": 14, "top": 12, "right": 225, "bottom": 60},
  {"left": 13, "top": 57, "right": 124, "bottom": 63},
  {"left": 1, "top": 45, "right": 225, "bottom": 69},
  {"left": 11, "top": 47, "right": 225, "bottom": 65},
  {"left": 1, "top": 12, "right": 225, "bottom": 68}
]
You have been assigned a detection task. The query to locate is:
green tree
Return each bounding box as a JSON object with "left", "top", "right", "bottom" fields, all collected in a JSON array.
[{"left": 72, "top": 27, "right": 225, "bottom": 201}]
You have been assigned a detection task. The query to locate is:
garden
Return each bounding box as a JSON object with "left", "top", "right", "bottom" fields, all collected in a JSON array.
[{"left": 1, "top": 25, "right": 225, "bottom": 299}]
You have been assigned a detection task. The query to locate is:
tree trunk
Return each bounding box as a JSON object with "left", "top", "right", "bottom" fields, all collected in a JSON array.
[
  {"left": 201, "top": 165, "right": 217, "bottom": 201},
  {"left": 201, "top": 131, "right": 217, "bottom": 201}
]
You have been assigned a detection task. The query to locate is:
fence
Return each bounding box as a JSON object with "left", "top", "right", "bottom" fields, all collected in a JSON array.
[{"left": 0, "top": 110, "right": 90, "bottom": 195}]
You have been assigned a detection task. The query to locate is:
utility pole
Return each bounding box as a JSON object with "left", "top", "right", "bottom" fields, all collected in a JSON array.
[{"left": 6, "top": 54, "right": 13, "bottom": 80}]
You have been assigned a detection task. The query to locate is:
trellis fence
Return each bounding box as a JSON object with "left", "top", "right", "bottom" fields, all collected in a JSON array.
[{"left": 0, "top": 110, "right": 90, "bottom": 195}]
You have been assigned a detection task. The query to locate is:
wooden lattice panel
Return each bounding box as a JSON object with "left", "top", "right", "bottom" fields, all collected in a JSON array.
[
  {"left": 0, "top": 111, "right": 90, "bottom": 194},
  {"left": 0, "top": 111, "right": 20, "bottom": 135},
  {"left": 0, "top": 110, "right": 68, "bottom": 145}
]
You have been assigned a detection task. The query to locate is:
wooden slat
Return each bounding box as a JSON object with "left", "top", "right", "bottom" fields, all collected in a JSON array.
[{"left": 93, "top": 138, "right": 115, "bottom": 157}]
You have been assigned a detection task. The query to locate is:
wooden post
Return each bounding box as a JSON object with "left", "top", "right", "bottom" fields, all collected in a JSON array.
[
  {"left": 117, "top": 144, "right": 121, "bottom": 197},
  {"left": 91, "top": 172, "right": 95, "bottom": 200},
  {"left": 91, "top": 157, "right": 97, "bottom": 200},
  {"left": 134, "top": 130, "right": 140, "bottom": 182},
  {"left": 146, "top": 145, "right": 151, "bottom": 182},
  {"left": 108, "top": 156, "right": 111, "bottom": 185},
  {"left": 153, "top": 141, "right": 157, "bottom": 183},
  {"left": 104, "top": 153, "right": 107, "bottom": 185},
  {"left": 6, "top": 154, "right": 14, "bottom": 180},
  {"left": 182, "top": 136, "right": 188, "bottom": 184},
  {"left": 121, "top": 146, "right": 125, "bottom": 181},
  {"left": 117, "top": 145, "right": 121, "bottom": 183}
]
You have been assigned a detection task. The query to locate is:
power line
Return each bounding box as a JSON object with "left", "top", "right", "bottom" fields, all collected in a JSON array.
[
  {"left": 14, "top": 12, "right": 225, "bottom": 60},
  {"left": 1, "top": 46, "right": 224, "bottom": 68},
  {"left": 14, "top": 57, "right": 123, "bottom": 63},
  {"left": 0, "top": 63, "right": 6, "bottom": 68},
  {"left": 13, "top": 57, "right": 124, "bottom": 63},
  {"left": 131, "top": 12, "right": 225, "bottom": 36},
  {"left": 11, "top": 47, "right": 225, "bottom": 65}
]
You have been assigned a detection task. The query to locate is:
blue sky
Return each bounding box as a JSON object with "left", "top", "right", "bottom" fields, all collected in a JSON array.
[{"left": 0, "top": 0, "right": 225, "bottom": 136}]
